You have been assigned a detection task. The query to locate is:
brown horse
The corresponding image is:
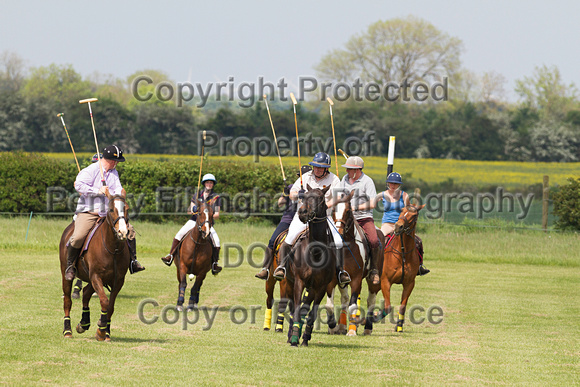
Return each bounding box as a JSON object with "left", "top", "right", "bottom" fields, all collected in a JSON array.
[
  {"left": 326, "top": 191, "right": 385, "bottom": 336},
  {"left": 59, "top": 195, "right": 131, "bottom": 341},
  {"left": 174, "top": 199, "right": 214, "bottom": 311},
  {"left": 283, "top": 186, "right": 337, "bottom": 346},
  {"left": 364, "top": 204, "right": 425, "bottom": 334},
  {"left": 263, "top": 230, "right": 291, "bottom": 332}
]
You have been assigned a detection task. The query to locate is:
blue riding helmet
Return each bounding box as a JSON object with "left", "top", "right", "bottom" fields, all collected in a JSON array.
[
  {"left": 387, "top": 172, "right": 403, "bottom": 184},
  {"left": 308, "top": 152, "right": 331, "bottom": 168}
]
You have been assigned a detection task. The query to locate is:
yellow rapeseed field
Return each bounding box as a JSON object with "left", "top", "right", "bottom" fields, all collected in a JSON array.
[{"left": 44, "top": 153, "right": 579, "bottom": 189}]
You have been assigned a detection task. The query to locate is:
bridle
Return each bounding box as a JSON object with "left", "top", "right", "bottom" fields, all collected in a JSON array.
[
  {"left": 302, "top": 193, "right": 327, "bottom": 223},
  {"left": 335, "top": 200, "right": 354, "bottom": 236},
  {"left": 106, "top": 196, "right": 128, "bottom": 239},
  {"left": 394, "top": 206, "right": 419, "bottom": 237}
]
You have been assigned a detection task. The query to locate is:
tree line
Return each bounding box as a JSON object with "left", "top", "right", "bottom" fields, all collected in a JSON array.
[{"left": 1, "top": 16, "right": 579, "bottom": 161}]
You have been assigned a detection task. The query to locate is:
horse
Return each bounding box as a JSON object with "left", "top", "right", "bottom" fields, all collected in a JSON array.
[
  {"left": 325, "top": 191, "right": 385, "bottom": 336},
  {"left": 263, "top": 230, "right": 291, "bottom": 332},
  {"left": 59, "top": 194, "right": 131, "bottom": 341},
  {"left": 283, "top": 185, "right": 337, "bottom": 346},
  {"left": 173, "top": 199, "right": 214, "bottom": 311},
  {"left": 363, "top": 204, "right": 426, "bottom": 334}
]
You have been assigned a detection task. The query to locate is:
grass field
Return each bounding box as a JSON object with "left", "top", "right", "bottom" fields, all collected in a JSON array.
[{"left": 1, "top": 216, "right": 579, "bottom": 385}]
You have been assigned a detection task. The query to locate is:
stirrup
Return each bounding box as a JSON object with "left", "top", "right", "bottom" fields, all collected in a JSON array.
[
  {"left": 130, "top": 260, "right": 145, "bottom": 274},
  {"left": 273, "top": 267, "right": 286, "bottom": 281},
  {"left": 418, "top": 265, "right": 430, "bottom": 276},
  {"left": 255, "top": 268, "right": 269, "bottom": 280},
  {"left": 212, "top": 262, "right": 222, "bottom": 275},
  {"left": 64, "top": 265, "right": 76, "bottom": 281},
  {"left": 161, "top": 254, "right": 173, "bottom": 266},
  {"left": 338, "top": 270, "right": 351, "bottom": 286}
]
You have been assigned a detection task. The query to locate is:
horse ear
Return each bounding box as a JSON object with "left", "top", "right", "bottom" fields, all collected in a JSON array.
[
  {"left": 306, "top": 184, "right": 312, "bottom": 191},
  {"left": 416, "top": 204, "right": 425, "bottom": 211},
  {"left": 321, "top": 185, "right": 330, "bottom": 195},
  {"left": 121, "top": 188, "right": 126, "bottom": 199},
  {"left": 347, "top": 190, "right": 355, "bottom": 201}
]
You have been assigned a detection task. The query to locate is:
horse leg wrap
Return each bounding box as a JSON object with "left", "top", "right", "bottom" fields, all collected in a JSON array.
[
  {"left": 327, "top": 312, "right": 337, "bottom": 329},
  {"left": 349, "top": 314, "right": 357, "bottom": 332},
  {"left": 290, "top": 323, "right": 300, "bottom": 345},
  {"left": 177, "top": 287, "right": 186, "bottom": 306},
  {"left": 275, "top": 313, "right": 285, "bottom": 332},
  {"left": 339, "top": 310, "right": 347, "bottom": 326},
  {"left": 303, "top": 324, "right": 313, "bottom": 342},
  {"left": 263, "top": 308, "right": 273, "bottom": 330},
  {"left": 77, "top": 307, "right": 91, "bottom": 333},
  {"left": 381, "top": 309, "right": 389, "bottom": 321},
  {"left": 96, "top": 310, "right": 109, "bottom": 341},
  {"left": 63, "top": 316, "right": 72, "bottom": 337},
  {"left": 364, "top": 312, "right": 374, "bottom": 331},
  {"left": 396, "top": 313, "right": 405, "bottom": 332}
]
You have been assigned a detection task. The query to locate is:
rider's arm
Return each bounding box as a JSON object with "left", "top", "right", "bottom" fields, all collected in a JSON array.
[{"left": 213, "top": 206, "right": 220, "bottom": 220}]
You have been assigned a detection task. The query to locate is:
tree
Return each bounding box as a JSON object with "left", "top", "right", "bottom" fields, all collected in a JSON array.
[
  {"left": 552, "top": 177, "right": 580, "bottom": 231},
  {"left": 315, "top": 16, "right": 463, "bottom": 87},
  {"left": 515, "top": 65, "right": 578, "bottom": 121},
  {"left": 22, "top": 64, "right": 91, "bottom": 104},
  {"left": 0, "top": 51, "right": 26, "bottom": 92}
]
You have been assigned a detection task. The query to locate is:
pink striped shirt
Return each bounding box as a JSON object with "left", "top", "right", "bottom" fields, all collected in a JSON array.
[{"left": 74, "top": 162, "right": 122, "bottom": 216}]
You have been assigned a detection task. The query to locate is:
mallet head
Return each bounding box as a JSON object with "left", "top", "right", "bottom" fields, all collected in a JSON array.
[
  {"left": 326, "top": 97, "right": 334, "bottom": 106},
  {"left": 79, "top": 98, "right": 98, "bottom": 104},
  {"left": 290, "top": 93, "right": 297, "bottom": 105},
  {"left": 57, "top": 113, "right": 64, "bottom": 117}
]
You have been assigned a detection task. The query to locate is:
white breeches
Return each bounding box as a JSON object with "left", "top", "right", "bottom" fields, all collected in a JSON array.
[
  {"left": 284, "top": 212, "right": 343, "bottom": 248},
  {"left": 175, "top": 219, "right": 220, "bottom": 247}
]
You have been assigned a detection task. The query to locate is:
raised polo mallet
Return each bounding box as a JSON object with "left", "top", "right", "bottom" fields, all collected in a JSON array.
[
  {"left": 197, "top": 130, "right": 207, "bottom": 196},
  {"left": 387, "top": 136, "right": 396, "bottom": 177},
  {"left": 327, "top": 98, "right": 339, "bottom": 178},
  {"left": 57, "top": 113, "right": 80, "bottom": 172},
  {"left": 290, "top": 93, "right": 303, "bottom": 189},
  {"left": 338, "top": 148, "right": 349, "bottom": 159},
  {"left": 79, "top": 98, "right": 105, "bottom": 186},
  {"left": 263, "top": 95, "right": 286, "bottom": 183}
]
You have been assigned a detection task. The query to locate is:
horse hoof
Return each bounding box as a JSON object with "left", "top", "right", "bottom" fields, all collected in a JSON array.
[
  {"left": 105, "top": 335, "right": 111, "bottom": 342},
  {"left": 301, "top": 341, "right": 309, "bottom": 347},
  {"left": 72, "top": 292, "right": 80, "bottom": 299},
  {"left": 275, "top": 328, "right": 283, "bottom": 333},
  {"left": 347, "top": 329, "right": 357, "bottom": 337},
  {"left": 363, "top": 329, "right": 372, "bottom": 336},
  {"left": 176, "top": 305, "right": 183, "bottom": 312},
  {"left": 263, "top": 327, "right": 270, "bottom": 331},
  {"left": 328, "top": 327, "right": 338, "bottom": 335},
  {"left": 76, "top": 324, "right": 87, "bottom": 334},
  {"left": 63, "top": 332, "right": 72, "bottom": 338},
  {"left": 187, "top": 304, "right": 198, "bottom": 312},
  {"left": 96, "top": 330, "right": 107, "bottom": 341}
]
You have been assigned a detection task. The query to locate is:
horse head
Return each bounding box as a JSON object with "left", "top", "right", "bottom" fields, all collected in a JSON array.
[
  {"left": 394, "top": 204, "right": 425, "bottom": 236},
  {"left": 298, "top": 185, "right": 329, "bottom": 223},
  {"left": 195, "top": 199, "right": 214, "bottom": 239},
  {"left": 333, "top": 190, "right": 355, "bottom": 236},
  {"left": 107, "top": 194, "right": 129, "bottom": 241}
]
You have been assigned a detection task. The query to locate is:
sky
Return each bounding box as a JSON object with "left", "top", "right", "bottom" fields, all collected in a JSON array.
[{"left": 1, "top": 0, "right": 579, "bottom": 102}]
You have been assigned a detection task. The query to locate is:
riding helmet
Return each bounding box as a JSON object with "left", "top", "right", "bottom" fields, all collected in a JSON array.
[
  {"left": 341, "top": 156, "right": 364, "bottom": 169},
  {"left": 201, "top": 173, "right": 217, "bottom": 184},
  {"left": 102, "top": 145, "right": 125, "bottom": 162},
  {"left": 386, "top": 172, "right": 403, "bottom": 184},
  {"left": 309, "top": 152, "right": 331, "bottom": 168}
]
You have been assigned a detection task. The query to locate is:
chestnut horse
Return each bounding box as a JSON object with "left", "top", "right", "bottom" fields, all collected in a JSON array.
[
  {"left": 59, "top": 195, "right": 131, "bottom": 341},
  {"left": 263, "top": 230, "right": 291, "bottom": 332},
  {"left": 284, "top": 186, "right": 337, "bottom": 346},
  {"left": 326, "top": 191, "right": 385, "bottom": 336},
  {"left": 174, "top": 199, "right": 214, "bottom": 311},
  {"left": 364, "top": 204, "right": 426, "bottom": 334}
]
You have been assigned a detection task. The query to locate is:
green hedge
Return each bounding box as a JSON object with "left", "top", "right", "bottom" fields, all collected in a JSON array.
[
  {"left": 552, "top": 177, "right": 580, "bottom": 231},
  {"left": 0, "top": 152, "right": 291, "bottom": 221}
]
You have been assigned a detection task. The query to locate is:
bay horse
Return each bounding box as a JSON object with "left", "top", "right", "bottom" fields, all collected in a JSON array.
[
  {"left": 285, "top": 185, "right": 337, "bottom": 347},
  {"left": 325, "top": 191, "right": 385, "bottom": 336},
  {"left": 174, "top": 199, "right": 214, "bottom": 311},
  {"left": 364, "top": 204, "right": 426, "bottom": 334},
  {"left": 59, "top": 194, "right": 131, "bottom": 341}
]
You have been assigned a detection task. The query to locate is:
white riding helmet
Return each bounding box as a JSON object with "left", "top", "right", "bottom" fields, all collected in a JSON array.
[
  {"left": 341, "top": 156, "right": 364, "bottom": 169},
  {"left": 201, "top": 173, "right": 217, "bottom": 184}
]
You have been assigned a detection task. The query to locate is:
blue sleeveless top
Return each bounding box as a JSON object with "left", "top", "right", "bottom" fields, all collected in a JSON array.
[{"left": 381, "top": 191, "right": 405, "bottom": 223}]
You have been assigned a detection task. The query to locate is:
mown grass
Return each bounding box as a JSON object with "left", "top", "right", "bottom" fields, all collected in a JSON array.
[{"left": 0, "top": 217, "right": 579, "bottom": 385}]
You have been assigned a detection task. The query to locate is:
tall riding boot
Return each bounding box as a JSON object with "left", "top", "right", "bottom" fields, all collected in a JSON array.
[
  {"left": 368, "top": 244, "right": 381, "bottom": 285},
  {"left": 415, "top": 235, "right": 430, "bottom": 276},
  {"left": 255, "top": 247, "right": 273, "bottom": 280},
  {"left": 65, "top": 245, "right": 82, "bottom": 281},
  {"left": 273, "top": 242, "right": 292, "bottom": 281},
  {"left": 127, "top": 238, "right": 145, "bottom": 274},
  {"left": 336, "top": 248, "right": 351, "bottom": 286},
  {"left": 161, "top": 238, "right": 180, "bottom": 266},
  {"left": 211, "top": 246, "right": 222, "bottom": 275}
]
